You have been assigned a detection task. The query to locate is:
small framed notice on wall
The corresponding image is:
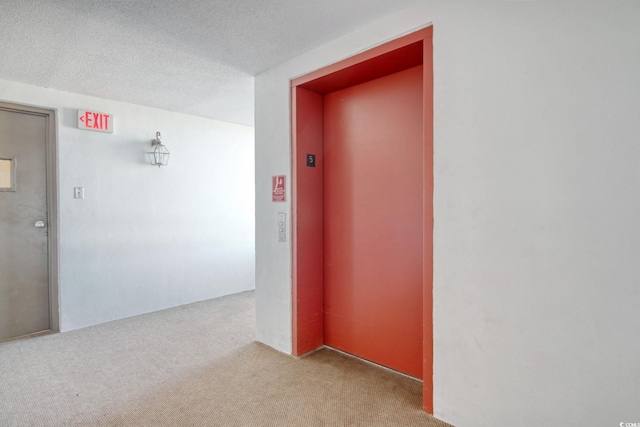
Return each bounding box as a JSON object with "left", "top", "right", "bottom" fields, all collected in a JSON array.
[{"left": 272, "top": 175, "right": 285, "bottom": 202}]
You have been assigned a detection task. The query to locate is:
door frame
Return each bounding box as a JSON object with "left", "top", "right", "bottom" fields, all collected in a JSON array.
[
  {"left": 290, "top": 27, "right": 434, "bottom": 412},
  {"left": 0, "top": 101, "right": 59, "bottom": 336}
]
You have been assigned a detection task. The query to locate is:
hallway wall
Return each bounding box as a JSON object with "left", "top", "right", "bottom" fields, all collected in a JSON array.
[
  {"left": 255, "top": 1, "right": 640, "bottom": 426},
  {"left": 1, "top": 78, "right": 255, "bottom": 331}
]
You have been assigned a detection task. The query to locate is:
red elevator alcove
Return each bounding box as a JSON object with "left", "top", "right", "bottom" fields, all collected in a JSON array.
[{"left": 291, "top": 27, "right": 434, "bottom": 412}]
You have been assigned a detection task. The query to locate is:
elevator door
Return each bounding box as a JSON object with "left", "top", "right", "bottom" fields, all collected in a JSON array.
[
  {"left": 323, "top": 65, "right": 423, "bottom": 378},
  {"left": 0, "top": 107, "right": 50, "bottom": 341}
]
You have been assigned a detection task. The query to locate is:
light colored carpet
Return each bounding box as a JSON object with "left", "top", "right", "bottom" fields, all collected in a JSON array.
[{"left": 0, "top": 290, "right": 452, "bottom": 426}]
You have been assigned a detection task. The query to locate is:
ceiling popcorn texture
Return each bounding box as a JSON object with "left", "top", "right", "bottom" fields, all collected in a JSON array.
[{"left": 0, "top": 0, "right": 420, "bottom": 126}]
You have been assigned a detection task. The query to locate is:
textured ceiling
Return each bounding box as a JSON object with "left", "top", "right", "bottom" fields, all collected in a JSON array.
[{"left": 0, "top": 0, "right": 420, "bottom": 126}]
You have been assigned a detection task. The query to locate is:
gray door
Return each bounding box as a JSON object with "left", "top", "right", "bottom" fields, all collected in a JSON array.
[{"left": 0, "top": 107, "right": 50, "bottom": 341}]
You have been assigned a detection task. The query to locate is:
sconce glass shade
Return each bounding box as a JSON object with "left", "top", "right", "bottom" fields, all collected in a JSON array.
[{"left": 148, "top": 131, "right": 170, "bottom": 167}]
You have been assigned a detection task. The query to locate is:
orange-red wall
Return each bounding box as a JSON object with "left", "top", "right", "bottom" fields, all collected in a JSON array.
[{"left": 291, "top": 27, "right": 433, "bottom": 411}]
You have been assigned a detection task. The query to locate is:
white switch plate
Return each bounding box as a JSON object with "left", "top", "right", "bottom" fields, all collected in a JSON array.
[
  {"left": 277, "top": 213, "right": 286, "bottom": 242},
  {"left": 74, "top": 187, "right": 84, "bottom": 199}
]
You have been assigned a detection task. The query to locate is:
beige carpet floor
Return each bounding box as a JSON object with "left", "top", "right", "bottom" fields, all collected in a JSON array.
[{"left": 0, "top": 291, "right": 452, "bottom": 426}]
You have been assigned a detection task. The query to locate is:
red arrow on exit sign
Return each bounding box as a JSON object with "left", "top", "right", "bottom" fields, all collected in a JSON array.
[{"left": 77, "top": 110, "right": 113, "bottom": 133}]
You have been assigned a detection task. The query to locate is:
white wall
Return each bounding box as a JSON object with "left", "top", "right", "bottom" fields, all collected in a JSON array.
[
  {"left": 1, "top": 79, "right": 255, "bottom": 332},
  {"left": 255, "top": 1, "right": 640, "bottom": 426}
]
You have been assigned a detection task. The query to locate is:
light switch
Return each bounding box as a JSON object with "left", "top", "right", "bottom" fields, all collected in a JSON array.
[
  {"left": 278, "top": 213, "right": 286, "bottom": 242},
  {"left": 74, "top": 187, "right": 84, "bottom": 199}
]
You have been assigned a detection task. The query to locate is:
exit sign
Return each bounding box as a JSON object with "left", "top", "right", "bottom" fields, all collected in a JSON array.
[{"left": 77, "top": 110, "right": 113, "bottom": 133}]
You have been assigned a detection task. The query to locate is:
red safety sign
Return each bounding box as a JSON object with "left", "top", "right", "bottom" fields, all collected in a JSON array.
[
  {"left": 272, "top": 175, "right": 286, "bottom": 202},
  {"left": 77, "top": 110, "right": 113, "bottom": 133}
]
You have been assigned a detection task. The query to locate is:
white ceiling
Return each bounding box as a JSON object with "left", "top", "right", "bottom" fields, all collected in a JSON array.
[{"left": 0, "top": 0, "right": 420, "bottom": 126}]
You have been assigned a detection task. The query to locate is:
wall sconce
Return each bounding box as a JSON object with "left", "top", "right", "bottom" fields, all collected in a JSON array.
[{"left": 148, "top": 131, "right": 170, "bottom": 167}]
